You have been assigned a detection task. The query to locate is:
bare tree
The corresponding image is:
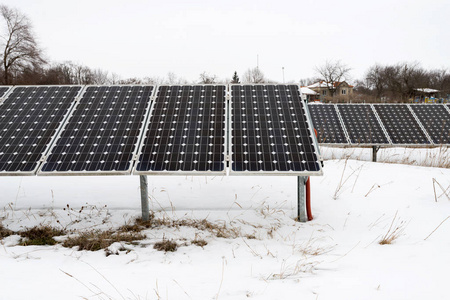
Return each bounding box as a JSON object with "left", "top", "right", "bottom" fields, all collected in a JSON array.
[
  {"left": 165, "top": 72, "right": 188, "bottom": 84},
  {"left": 0, "top": 5, "right": 45, "bottom": 84},
  {"left": 315, "top": 60, "right": 351, "bottom": 97},
  {"left": 299, "top": 77, "right": 320, "bottom": 87},
  {"left": 199, "top": 71, "right": 217, "bottom": 84},
  {"left": 242, "top": 67, "right": 266, "bottom": 83},
  {"left": 365, "top": 64, "right": 386, "bottom": 100}
]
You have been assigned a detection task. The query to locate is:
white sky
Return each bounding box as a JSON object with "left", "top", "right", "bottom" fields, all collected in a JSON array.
[{"left": 3, "top": 0, "right": 450, "bottom": 83}]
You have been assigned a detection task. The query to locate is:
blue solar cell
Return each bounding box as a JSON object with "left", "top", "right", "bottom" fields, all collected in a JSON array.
[
  {"left": 0, "top": 86, "right": 82, "bottom": 174},
  {"left": 135, "top": 85, "right": 226, "bottom": 173},
  {"left": 40, "top": 86, "right": 154, "bottom": 174},
  {"left": 231, "top": 85, "right": 321, "bottom": 173}
]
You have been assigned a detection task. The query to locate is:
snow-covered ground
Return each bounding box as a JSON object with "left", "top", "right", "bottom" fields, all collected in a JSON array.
[{"left": 1, "top": 152, "right": 450, "bottom": 300}]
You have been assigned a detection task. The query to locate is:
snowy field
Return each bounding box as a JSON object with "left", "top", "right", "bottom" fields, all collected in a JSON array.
[{"left": 1, "top": 149, "right": 450, "bottom": 300}]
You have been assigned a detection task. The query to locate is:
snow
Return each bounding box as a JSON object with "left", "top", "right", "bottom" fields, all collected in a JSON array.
[
  {"left": 414, "top": 88, "right": 440, "bottom": 93},
  {"left": 300, "top": 87, "right": 318, "bottom": 95},
  {"left": 1, "top": 152, "right": 450, "bottom": 300}
]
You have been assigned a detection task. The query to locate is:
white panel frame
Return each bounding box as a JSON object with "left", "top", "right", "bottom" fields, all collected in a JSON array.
[{"left": 0, "top": 85, "right": 14, "bottom": 104}]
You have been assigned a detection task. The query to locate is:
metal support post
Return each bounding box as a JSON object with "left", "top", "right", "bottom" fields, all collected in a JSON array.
[
  {"left": 139, "top": 175, "right": 150, "bottom": 221},
  {"left": 372, "top": 146, "right": 380, "bottom": 162},
  {"left": 297, "top": 176, "right": 308, "bottom": 222}
]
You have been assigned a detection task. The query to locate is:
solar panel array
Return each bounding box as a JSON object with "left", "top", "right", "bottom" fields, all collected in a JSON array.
[
  {"left": 410, "top": 105, "right": 450, "bottom": 144},
  {"left": 308, "top": 103, "right": 450, "bottom": 146},
  {"left": 135, "top": 85, "right": 226, "bottom": 174},
  {"left": 2, "top": 83, "right": 449, "bottom": 177},
  {"left": 0, "top": 86, "right": 82, "bottom": 175},
  {"left": 338, "top": 104, "right": 389, "bottom": 144},
  {"left": 40, "top": 86, "right": 154, "bottom": 174},
  {"left": 308, "top": 104, "right": 348, "bottom": 144},
  {"left": 231, "top": 85, "right": 321, "bottom": 174}
]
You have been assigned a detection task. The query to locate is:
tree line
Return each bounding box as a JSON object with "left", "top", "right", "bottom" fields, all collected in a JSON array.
[
  {"left": 356, "top": 62, "right": 450, "bottom": 102},
  {"left": 1, "top": 4, "right": 449, "bottom": 103}
]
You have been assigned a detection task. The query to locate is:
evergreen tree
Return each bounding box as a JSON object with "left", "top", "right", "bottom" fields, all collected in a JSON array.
[{"left": 231, "top": 71, "right": 240, "bottom": 84}]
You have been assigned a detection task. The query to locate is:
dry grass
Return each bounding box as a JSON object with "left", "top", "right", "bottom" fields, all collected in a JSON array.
[
  {"left": 154, "top": 238, "right": 178, "bottom": 252},
  {"left": 123, "top": 215, "right": 240, "bottom": 239},
  {"left": 379, "top": 212, "right": 407, "bottom": 245},
  {"left": 63, "top": 229, "right": 145, "bottom": 251},
  {"left": 191, "top": 239, "right": 208, "bottom": 247},
  {"left": 0, "top": 222, "right": 14, "bottom": 239},
  {"left": 19, "top": 225, "right": 66, "bottom": 246}
]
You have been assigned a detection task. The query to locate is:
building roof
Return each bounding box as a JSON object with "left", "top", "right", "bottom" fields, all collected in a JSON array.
[
  {"left": 414, "top": 88, "right": 439, "bottom": 93},
  {"left": 300, "top": 87, "right": 318, "bottom": 95}
]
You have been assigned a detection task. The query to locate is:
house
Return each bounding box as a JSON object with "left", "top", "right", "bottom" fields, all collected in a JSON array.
[{"left": 307, "top": 81, "right": 354, "bottom": 102}]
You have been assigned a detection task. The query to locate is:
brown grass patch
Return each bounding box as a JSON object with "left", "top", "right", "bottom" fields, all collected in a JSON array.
[
  {"left": 63, "top": 230, "right": 145, "bottom": 251},
  {"left": 123, "top": 215, "right": 240, "bottom": 239},
  {"left": 154, "top": 239, "right": 178, "bottom": 252},
  {"left": 0, "top": 222, "right": 14, "bottom": 239},
  {"left": 191, "top": 239, "right": 207, "bottom": 247},
  {"left": 19, "top": 226, "right": 66, "bottom": 246}
]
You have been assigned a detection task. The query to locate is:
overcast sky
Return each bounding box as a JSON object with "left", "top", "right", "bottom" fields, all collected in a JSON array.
[{"left": 3, "top": 0, "right": 449, "bottom": 83}]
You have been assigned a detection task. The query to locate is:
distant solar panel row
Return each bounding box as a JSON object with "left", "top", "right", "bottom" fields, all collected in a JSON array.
[
  {"left": 308, "top": 104, "right": 348, "bottom": 144},
  {"left": 0, "top": 84, "right": 323, "bottom": 176},
  {"left": 308, "top": 103, "right": 450, "bottom": 146},
  {"left": 339, "top": 104, "right": 388, "bottom": 144}
]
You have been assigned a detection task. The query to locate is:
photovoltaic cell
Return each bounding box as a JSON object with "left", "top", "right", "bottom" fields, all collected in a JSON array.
[
  {"left": 308, "top": 104, "right": 348, "bottom": 144},
  {"left": 135, "top": 85, "right": 226, "bottom": 173},
  {"left": 0, "top": 86, "right": 11, "bottom": 98},
  {"left": 0, "top": 86, "right": 82, "bottom": 174},
  {"left": 337, "top": 104, "right": 389, "bottom": 144},
  {"left": 374, "top": 104, "right": 430, "bottom": 144},
  {"left": 231, "top": 85, "right": 321, "bottom": 174},
  {"left": 39, "top": 86, "right": 154, "bottom": 174},
  {"left": 410, "top": 105, "right": 450, "bottom": 144}
]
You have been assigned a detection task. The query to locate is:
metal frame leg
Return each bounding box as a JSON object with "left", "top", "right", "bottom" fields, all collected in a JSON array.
[
  {"left": 372, "top": 146, "right": 380, "bottom": 162},
  {"left": 140, "top": 175, "right": 150, "bottom": 221},
  {"left": 297, "top": 176, "right": 308, "bottom": 222}
]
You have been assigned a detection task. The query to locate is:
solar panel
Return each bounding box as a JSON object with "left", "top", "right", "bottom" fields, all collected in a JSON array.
[
  {"left": 308, "top": 104, "right": 349, "bottom": 144},
  {"left": 39, "top": 85, "right": 154, "bottom": 174},
  {"left": 0, "top": 86, "right": 83, "bottom": 175},
  {"left": 0, "top": 86, "right": 11, "bottom": 99},
  {"left": 410, "top": 105, "right": 450, "bottom": 144},
  {"left": 337, "top": 104, "right": 389, "bottom": 144},
  {"left": 374, "top": 104, "right": 430, "bottom": 144},
  {"left": 231, "top": 84, "right": 322, "bottom": 174},
  {"left": 134, "top": 85, "right": 226, "bottom": 174}
]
